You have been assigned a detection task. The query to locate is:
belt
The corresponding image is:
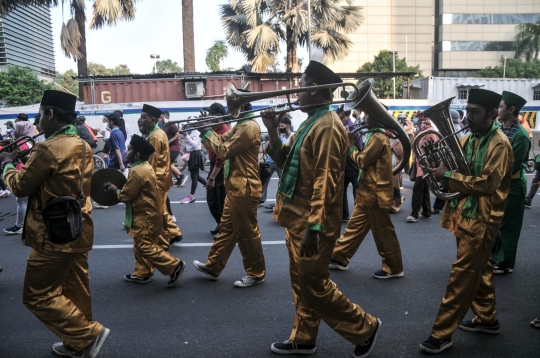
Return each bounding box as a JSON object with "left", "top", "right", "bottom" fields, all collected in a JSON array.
[{"left": 512, "top": 171, "right": 521, "bottom": 179}]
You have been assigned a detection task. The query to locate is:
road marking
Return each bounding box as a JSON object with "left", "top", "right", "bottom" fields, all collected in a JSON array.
[{"left": 93, "top": 240, "right": 285, "bottom": 249}]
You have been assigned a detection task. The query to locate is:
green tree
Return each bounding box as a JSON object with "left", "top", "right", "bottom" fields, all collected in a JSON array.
[
  {"left": 55, "top": 69, "right": 79, "bottom": 96},
  {"left": 206, "top": 40, "right": 229, "bottom": 72},
  {"left": 477, "top": 56, "right": 540, "bottom": 78},
  {"left": 357, "top": 50, "right": 422, "bottom": 99},
  {"left": 88, "top": 63, "right": 131, "bottom": 76},
  {"left": 220, "top": 0, "right": 364, "bottom": 72},
  {"left": 0, "top": 66, "right": 53, "bottom": 107},
  {"left": 113, "top": 64, "right": 132, "bottom": 75},
  {"left": 155, "top": 59, "right": 183, "bottom": 74},
  {"left": 514, "top": 20, "right": 540, "bottom": 61}
]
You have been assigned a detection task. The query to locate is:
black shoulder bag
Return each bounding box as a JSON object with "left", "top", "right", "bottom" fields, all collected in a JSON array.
[{"left": 41, "top": 139, "right": 86, "bottom": 244}]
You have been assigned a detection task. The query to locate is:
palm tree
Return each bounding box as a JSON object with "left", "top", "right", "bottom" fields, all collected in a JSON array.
[
  {"left": 205, "top": 40, "right": 229, "bottom": 71},
  {"left": 514, "top": 20, "right": 540, "bottom": 61},
  {"left": 0, "top": 0, "right": 137, "bottom": 100},
  {"left": 182, "top": 0, "right": 195, "bottom": 72},
  {"left": 220, "top": 0, "right": 363, "bottom": 72}
]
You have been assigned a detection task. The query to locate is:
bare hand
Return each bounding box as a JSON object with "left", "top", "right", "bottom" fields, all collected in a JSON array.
[
  {"left": 120, "top": 164, "right": 125, "bottom": 172},
  {"left": 300, "top": 230, "right": 319, "bottom": 258},
  {"left": 260, "top": 108, "right": 282, "bottom": 132},
  {"left": 105, "top": 183, "right": 117, "bottom": 193},
  {"left": 431, "top": 163, "right": 448, "bottom": 181},
  {"left": 0, "top": 148, "right": 19, "bottom": 165},
  {"left": 347, "top": 132, "right": 357, "bottom": 147},
  {"left": 206, "top": 178, "right": 215, "bottom": 190}
]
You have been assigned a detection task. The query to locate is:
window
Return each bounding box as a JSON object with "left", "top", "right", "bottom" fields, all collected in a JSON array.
[
  {"left": 534, "top": 90, "right": 540, "bottom": 101},
  {"left": 442, "top": 14, "right": 540, "bottom": 25},
  {"left": 437, "top": 41, "right": 516, "bottom": 52},
  {"left": 458, "top": 89, "right": 468, "bottom": 100}
]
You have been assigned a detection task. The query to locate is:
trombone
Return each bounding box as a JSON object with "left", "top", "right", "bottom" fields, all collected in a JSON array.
[
  {"left": 0, "top": 132, "right": 43, "bottom": 160},
  {"left": 177, "top": 81, "right": 361, "bottom": 132}
]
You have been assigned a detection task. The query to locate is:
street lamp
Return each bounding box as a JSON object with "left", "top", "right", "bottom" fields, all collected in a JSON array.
[
  {"left": 389, "top": 51, "right": 398, "bottom": 99},
  {"left": 150, "top": 54, "right": 160, "bottom": 74},
  {"left": 503, "top": 56, "right": 508, "bottom": 78}
]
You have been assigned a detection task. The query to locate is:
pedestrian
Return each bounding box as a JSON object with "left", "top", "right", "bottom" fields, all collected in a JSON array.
[
  {"left": 106, "top": 135, "right": 186, "bottom": 287},
  {"left": 163, "top": 116, "right": 186, "bottom": 187},
  {"left": 4, "top": 120, "right": 14, "bottom": 139},
  {"left": 179, "top": 127, "right": 207, "bottom": 204},
  {"left": 406, "top": 112, "right": 435, "bottom": 222},
  {"left": 420, "top": 89, "right": 512, "bottom": 354},
  {"left": 491, "top": 91, "right": 530, "bottom": 275},
  {"left": 261, "top": 61, "right": 381, "bottom": 357},
  {"left": 525, "top": 158, "right": 540, "bottom": 208},
  {"left": 330, "top": 111, "right": 404, "bottom": 279},
  {"left": 518, "top": 112, "right": 533, "bottom": 139},
  {"left": 0, "top": 90, "right": 110, "bottom": 357},
  {"left": 106, "top": 112, "right": 127, "bottom": 177},
  {"left": 138, "top": 104, "right": 183, "bottom": 248},
  {"left": 193, "top": 95, "right": 266, "bottom": 288},
  {"left": 202, "top": 103, "right": 229, "bottom": 237},
  {"left": 75, "top": 116, "right": 96, "bottom": 148}
]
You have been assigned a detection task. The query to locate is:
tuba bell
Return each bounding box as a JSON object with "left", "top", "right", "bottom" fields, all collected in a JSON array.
[
  {"left": 412, "top": 97, "right": 470, "bottom": 200},
  {"left": 344, "top": 78, "right": 412, "bottom": 176}
]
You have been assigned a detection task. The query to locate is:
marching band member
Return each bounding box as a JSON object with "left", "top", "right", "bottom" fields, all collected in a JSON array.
[
  {"left": 106, "top": 135, "right": 186, "bottom": 286},
  {"left": 491, "top": 91, "right": 530, "bottom": 275},
  {"left": 138, "top": 104, "right": 183, "bottom": 249},
  {"left": 420, "top": 89, "right": 513, "bottom": 354},
  {"left": 261, "top": 61, "right": 381, "bottom": 357},
  {"left": 192, "top": 95, "right": 266, "bottom": 288},
  {"left": 329, "top": 111, "right": 404, "bottom": 279},
  {"left": 0, "top": 90, "right": 109, "bottom": 357}
]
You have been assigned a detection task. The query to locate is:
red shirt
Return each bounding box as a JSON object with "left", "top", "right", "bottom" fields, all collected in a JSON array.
[
  {"left": 164, "top": 123, "right": 181, "bottom": 152},
  {"left": 207, "top": 123, "right": 230, "bottom": 168}
]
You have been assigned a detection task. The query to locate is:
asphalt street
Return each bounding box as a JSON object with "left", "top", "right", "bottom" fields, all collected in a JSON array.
[{"left": 0, "top": 174, "right": 539, "bottom": 358}]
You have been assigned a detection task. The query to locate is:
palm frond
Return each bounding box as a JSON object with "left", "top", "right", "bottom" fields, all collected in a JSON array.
[
  {"left": 244, "top": 23, "right": 280, "bottom": 56},
  {"left": 0, "top": 0, "right": 58, "bottom": 15},
  {"left": 334, "top": 5, "right": 364, "bottom": 33},
  {"left": 90, "top": 0, "right": 137, "bottom": 29},
  {"left": 311, "top": 29, "right": 352, "bottom": 63},
  {"left": 60, "top": 18, "right": 82, "bottom": 60}
]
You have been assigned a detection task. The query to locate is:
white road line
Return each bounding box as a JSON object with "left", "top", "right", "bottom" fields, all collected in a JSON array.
[{"left": 93, "top": 240, "right": 285, "bottom": 249}]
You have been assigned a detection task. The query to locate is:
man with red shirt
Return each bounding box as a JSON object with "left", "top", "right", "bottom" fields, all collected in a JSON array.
[{"left": 202, "top": 103, "right": 230, "bottom": 237}]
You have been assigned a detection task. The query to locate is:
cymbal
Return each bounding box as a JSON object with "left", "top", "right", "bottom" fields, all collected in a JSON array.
[{"left": 91, "top": 168, "right": 127, "bottom": 206}]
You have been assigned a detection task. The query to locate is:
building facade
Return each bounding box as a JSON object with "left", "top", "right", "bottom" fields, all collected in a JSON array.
[
  {"left": 328, "top": 0, "right": 540, "bottom": 78},
  {"left": 0, "top": 4, "right": 55, "bottom": 81}
]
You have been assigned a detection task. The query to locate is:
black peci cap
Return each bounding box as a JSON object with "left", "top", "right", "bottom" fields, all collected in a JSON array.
[
  {"left": 41, "top": 90, "right": 77, "bottom": 113},
  {"left": 130, "top": 134, "right": 155, "bottom": 157},
  {"left": 142, "top": 104, "right": 162, "bottom": 119},
  {"left": 468, "top": 89, "right": 502, "bottom": 111}
]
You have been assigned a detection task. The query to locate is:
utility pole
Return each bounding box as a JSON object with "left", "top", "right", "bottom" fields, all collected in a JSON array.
[{"left": 389, "top": 51, "right": 398, "bottom": 99}]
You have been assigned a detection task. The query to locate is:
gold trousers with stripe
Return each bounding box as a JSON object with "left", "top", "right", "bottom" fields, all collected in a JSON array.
[
  {"left": 205, "top": 195, "right": 265, "bottom": 279},
  {"left": 23, "top": 246, "right": 102, "bottom": 351},
  {"left": 332, "top": 205, "right": 403, "bottom": 274},
  {"left": 286, "top": 225, "right": 377, "bottom": 345},
  {"left": 158, "top": 191, "right": 181, "bottom": 251},
  {"left": 431, "top": 232, "right": 497, "bottom": 341},
  {"left": 133, "top": 235, "right": 181, "bottom": 278}
]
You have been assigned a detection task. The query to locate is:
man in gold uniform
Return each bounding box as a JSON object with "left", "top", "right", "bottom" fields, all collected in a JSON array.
[
  {"left": 261, "top": 61, "right": 381, "bottom": 358},
  {"left": 138, "top": 104, "right": 183, "bottom": 249},
  {"left": 420, "top": 89, "right": 513, "bottom": 353},
  {"left": 192, "top": 99, "right": 266, "bottom": 288},
  {"left": 0, "top": 90, "right": 109, "bottom": 357},
  {"left": 107, "top": 135, "right": 186, "bottom": 287},
  {"left": 330, "top": 112, "right": 404, "bottom": 279}
]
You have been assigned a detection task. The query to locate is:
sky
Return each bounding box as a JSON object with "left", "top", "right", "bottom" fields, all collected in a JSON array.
[{"left": 51, "top": 0, "right": 307, "bottom": 75}]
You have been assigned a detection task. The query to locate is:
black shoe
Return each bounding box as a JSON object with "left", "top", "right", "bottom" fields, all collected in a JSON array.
[
  {"left": 210, "top": 225, "right": 219, "bottom": 235},
  {"left": 492, "top": 264, "right": 513, "bottom": 275},
  {"left": 354, "top": 318, "right": 382, "bottom": 357},
  {"left": 525, "top": 199, "right": 532, "bottom": 208},
  {"left": 169, "top": 235, "right": 183, "bottom": 244},
  {"left": 167, "top": 261, "right": 186, "bottom": 287},
  {"left": 193, "top": 260, "right": 218, "bottom": 280},
  {"left": 373, "top": 269, "right": 404, "bottom": 279},
  {"left": 459, "top": 319, "right": 500, "bottom": 334},
  {"left": 124, "top": 274, "right": 151, "bottom": 284},
  {"left": 420, "top": 336, "right": 452, "bottom": 354},
  {"left": 270, "top": 340, "right": 316, "bottom": 355},
  {"left": 4, "top": 225, "right": 22, "bottom": 235}
]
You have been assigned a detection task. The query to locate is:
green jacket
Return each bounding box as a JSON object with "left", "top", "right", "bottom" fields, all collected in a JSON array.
[{"left": 508, "top": 124, "right": 530, "bottom": 196}]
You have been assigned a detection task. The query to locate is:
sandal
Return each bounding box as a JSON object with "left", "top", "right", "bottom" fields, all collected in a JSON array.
[{"left": 530, "top": 318, "right": 540, "bottom": 329}]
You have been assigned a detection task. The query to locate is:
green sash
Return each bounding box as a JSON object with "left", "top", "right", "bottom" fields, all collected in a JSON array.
[
  {"left": 449, "top": 121, "right": 499, "bottom": 219},
  {"left": 224, "top": 112, "right": 254, "bottom": 180},
  {"left": 278, "top": 105, "right": 332, "bottom": 203},
  {"left": 119, "top": 160, "right": 145, "bottom": 228},
  {"left": 47, "top": 125, "right": 79, "bottom": 139},
  {"left": 147, "top": 124, "right": 159, "bottom": 137}
]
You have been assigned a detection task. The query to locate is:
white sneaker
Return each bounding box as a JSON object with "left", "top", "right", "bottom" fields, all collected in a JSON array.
[
  {"left": 234, "top": 275, "right": 265, "bottom": 288},
  {"left": 172, "top": 215, "right": 177, "bottom": 223}
]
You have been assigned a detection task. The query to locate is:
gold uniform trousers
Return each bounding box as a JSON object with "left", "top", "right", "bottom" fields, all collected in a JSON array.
[
  {"left": 23, "top": 247, "right": 102, "bottom": 352},
  {"left": 431, "top": 232, "right": 497, "bottom": 341},
  {"left": 133, "top": 235, "right": 181, "bottom": 278},
  {"left": 158, "top": 191, "right": 181, "bottom": 251},
  {"left": 286, "top": 225, "right": 378, "bottom": 345},
  {"left": 332, "top": 205, "right": 403, "bottom": 274},
  {"left": 205, "top": 195, "right": 265, "bottom": 279}
]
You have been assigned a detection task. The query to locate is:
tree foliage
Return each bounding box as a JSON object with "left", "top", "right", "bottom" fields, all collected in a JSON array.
[
  {"left": 206, "top": 40, "right": 229, "bottom": 72},
  {"left": 88, "top": 62, "right": 132, "bottom": 76},
  {"left": 220, "top": 0, "right": 364, "bottom": 72},
  {"left": 55, "top": 69, "right": 79, "bottom": 96},
  {"left": 477, "top": 56, "right": 540, "bottom": 78},
  {"left": 154, "top": 59, "right": 183, "bottom": 74},
  {"left": 514, "top": 20, "right": 540, "bottom": 61},
  {"left": 0, "top": 66, "right": 53, "bottom": 107},
  {"left": 357, "top": 50, "right": 422, "bottom": 99}
]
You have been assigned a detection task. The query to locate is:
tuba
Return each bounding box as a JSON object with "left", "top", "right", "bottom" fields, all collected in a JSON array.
[
  {"left": 412, "top": 97, "right": 470, "bottom": 200},
  {"left": 344, "top": 78, "right": 412, "bottom": 176}
]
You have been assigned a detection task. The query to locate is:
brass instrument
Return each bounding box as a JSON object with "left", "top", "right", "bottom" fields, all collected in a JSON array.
[
  {"left": 343, "top": 78, "right": 412, "bottom": 176},
  {"left": 178, "top": 81, "right": 361, "bottom": 132},
  {"left": 412, "top": 97, "right": 470, "bottom": 200},
  {"left": 0, "top": 133, "right": 43, "bottom": 159}
]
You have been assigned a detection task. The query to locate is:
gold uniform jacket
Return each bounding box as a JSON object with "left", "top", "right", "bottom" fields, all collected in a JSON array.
[
  {"left": 148, "top": 128, "right": 173, "bottom": 193},
  {"left": 4, "top": 134, "right": 94, "bottom": 253},
  {"left": 269, "top": 111, "right": 347, "bottom": 235},
  {"left": 441, "top": 130, "right": 513, "bottom": 242},
  {"left": 202, "top": 120, "right": 262, "bottom": 197},
  {"left": 117, "top": 162, "right": 162, "bottom": 238},
  {"left": 349, "top": 132, "right": 393, "bottom": 209}
]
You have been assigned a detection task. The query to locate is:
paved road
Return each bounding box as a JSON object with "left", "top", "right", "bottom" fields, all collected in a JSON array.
[{"left": 1, "top": 175, "right": 539, "bottom": 357}]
